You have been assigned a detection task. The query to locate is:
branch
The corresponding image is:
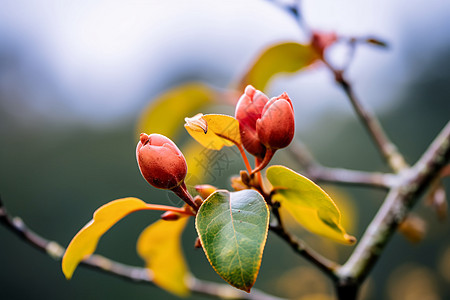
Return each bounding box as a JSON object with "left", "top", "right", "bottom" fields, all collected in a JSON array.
[
  {"left": 0, "top": 198, "right": 284, "bottom": 300},
  {"left": 307, "top": 166, "right": 397, "bottom": 190},
  {"left": 336, "top": 121, "right": 450, "bottom": 285},
  {"left": 287, "top": 140, "right": 396, "bottom": 189},
  {"left": 269, "top": 203, "right": 340, "bottom": 280},
  {"left": 327, "top": 66, "right": 408, "bottom": 173}
]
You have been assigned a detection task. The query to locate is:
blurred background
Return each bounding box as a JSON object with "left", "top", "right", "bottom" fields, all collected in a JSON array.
[{"left": 1, "top": 0, "right": 449, "bottom": 299}]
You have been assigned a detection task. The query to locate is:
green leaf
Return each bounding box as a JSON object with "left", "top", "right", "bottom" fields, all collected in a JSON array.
[
  {"left": 184, "top": 113, "right": 241, "bottom": 150},
  {"left": 137, "top": 82, "right": 216, "bottom": 139},
  {"left": 266, "top": 166, "right": 356, "bottom": 245},
  {"left": 239, "top": 42, "right": 318, "bottom": 91},
  {"left": 195, "top": 190, "right": 269, "bottom": 292},
  {"left": 137, "top": 217, "right": 190, "bottom": 296}
]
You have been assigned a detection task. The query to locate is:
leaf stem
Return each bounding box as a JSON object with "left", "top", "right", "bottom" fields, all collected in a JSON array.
[
  {"left": 214, "top": 131, "right": 253, "bottom": 174},
  {"left": 142, "top": 203, "right": 195, "bottom": 216}
]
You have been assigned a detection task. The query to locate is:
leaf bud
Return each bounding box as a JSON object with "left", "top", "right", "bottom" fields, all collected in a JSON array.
[{"left": 160, "top": 211, "right": 181, "bottom": 221}]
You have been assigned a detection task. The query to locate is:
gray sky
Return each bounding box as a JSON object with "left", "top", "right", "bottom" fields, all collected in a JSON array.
[{"left": 0, "top": 0, "right": 449, "bottom": 128}]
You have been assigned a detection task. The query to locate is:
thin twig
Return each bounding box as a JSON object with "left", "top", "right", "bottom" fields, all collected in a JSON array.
[
  {"left": 326, "top": 64, "right": 408, "bottom": 173},
  {"left": 287, "top": 140, "right": 396, "bottom": 189},
  {"left": 0, "top": 197, "right": 284, "bottom": 300},
  {"left": 336, "top": 121, "right": 450, "bottom": 285},
  {"left": 269, "top": 202, "right": 340, "bottom": 279},
  {"left": 307, "top": 166, "right": 397, "bottom": 190}
]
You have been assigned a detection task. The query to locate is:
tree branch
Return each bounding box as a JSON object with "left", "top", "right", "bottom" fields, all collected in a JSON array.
[
  {"left": 307, "top": 166, "right": 397, "bottom": 190},
  {"left": 287, "top": 140, "right": 396, "bottom": 189},
  {"left": 336, "top": 121, "right": 450, "bottom": 286},
  {"left": 328, "top": 67, "right": 408, "bottom": 173},
  {"left": 0, "top": 197, "right": 284, "bottom": 300}
]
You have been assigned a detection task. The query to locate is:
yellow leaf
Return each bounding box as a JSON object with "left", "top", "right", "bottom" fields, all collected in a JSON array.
[
  {"left": 266, "top": 166, "right": 356, "bottom": 245},
  {"left": 137, "top": 217, "right": 190, "bottom": 296},
  {"left": 239, "top": 42, "right": 318, "bottom": 92},
  {"left": 322, "top": 187, "right": 357, "bottom": 233},
  {"left": 184, "top": 114, "right": 240, "bottom": 150},
  {"left": 62, "top": 198, "right": 187, "bottom": 279},
  {"left": 137, "top": 82, "right": 216, "bottom": 139}
]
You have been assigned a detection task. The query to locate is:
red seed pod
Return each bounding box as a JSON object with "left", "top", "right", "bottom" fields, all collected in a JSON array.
[
  {"left": 256, "top": 92, "right": 295, "bottom": 150},
  {"left": 235, "top": 86, "right": 296, "bottom": 174},
  {"left": 235, "top": 85, "right": 269, "bottom": 158},
  {"left": 136, "top": 133, "right": 187, "bottom": 190}
]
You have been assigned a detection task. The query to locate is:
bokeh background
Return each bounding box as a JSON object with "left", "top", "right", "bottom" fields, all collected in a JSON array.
[{"left": 1, "top": 0, "right": 449, "bottom": 299}]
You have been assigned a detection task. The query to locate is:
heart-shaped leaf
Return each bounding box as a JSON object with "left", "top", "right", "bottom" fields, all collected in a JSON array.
[
  {"left": 185, "top": 114, "right": 241, "bottom": 150},
  {"left": 239, "top": 42, "right": 318, "bottom": 91},
  {"left": 195, "top": 190, "right": 269, "bottom": 292},
  {"left": 266, "top": 166, "right": 356, "bottom": 244},
  {"left": 62, "top": 198, "right": 189, "bottom": 279},
  {"left": 137, "top": 217, "right": 190, "bottom": 296}
]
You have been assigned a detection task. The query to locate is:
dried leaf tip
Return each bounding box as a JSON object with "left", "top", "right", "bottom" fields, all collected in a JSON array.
[{"left": 185, "top": 113, "right": 208, "bottom": 134}]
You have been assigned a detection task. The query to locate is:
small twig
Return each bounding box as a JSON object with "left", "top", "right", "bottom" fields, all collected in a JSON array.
[
  {"left": 307, "top": 166, "right": 397, "bottom": 190},
  {"left": 325, "top": 64, "right": 408, "bottom": 173},
  {"left": 0, "top": 198, "right": 284, "bottom": 300},
  {"left": 338, "top": 36, "right": 388, "bottom": 72},
  {"left": 269, "top": 202, "right": 340, "bottom": 279},
  {"left": 287, "top": 140, "right": 396, "bottom": 189}
]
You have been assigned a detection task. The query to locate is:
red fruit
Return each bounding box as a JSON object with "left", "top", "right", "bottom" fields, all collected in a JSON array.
[
  {"left": 235, "top": 86, "right": 295, "bottom": 174},
  {"left": 136, "top": 133, "right": 187, "bottom": 190},
  {"left": 235, "top": 85, "right": 269, "bottom": 158},
  {"left": 256, "top": 92, "right": 295, "bottom": 149}
]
